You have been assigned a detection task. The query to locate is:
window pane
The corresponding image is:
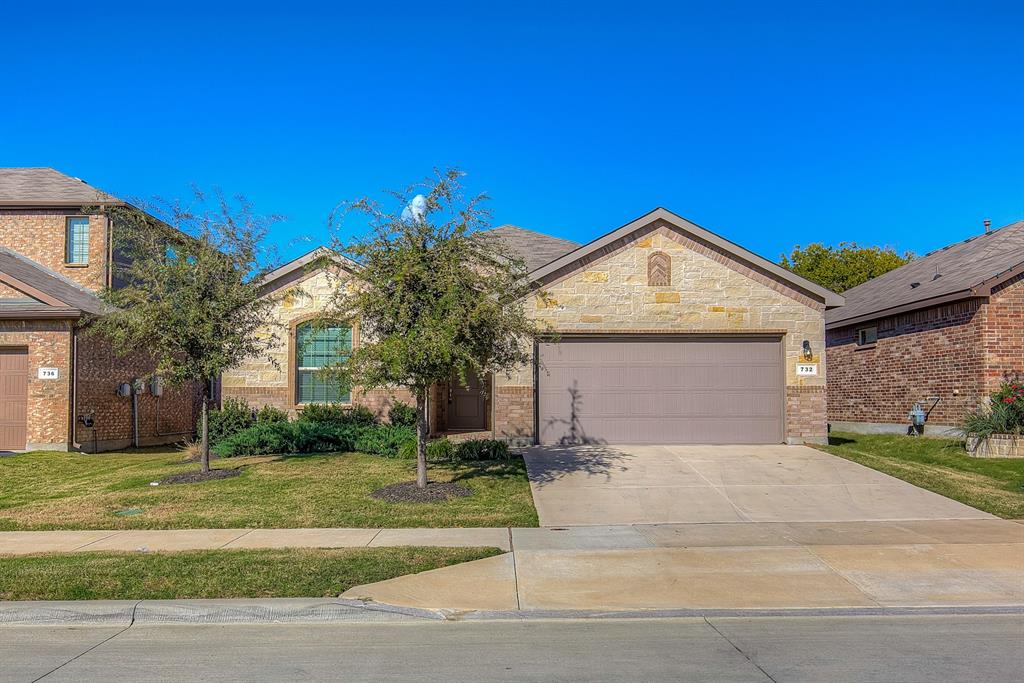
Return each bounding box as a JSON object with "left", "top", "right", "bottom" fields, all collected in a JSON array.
[
  {"left": 67, "top": 218, "right": 90, "bottom": 264},
  {"left": 295, "top": 321, "right": 352, "bottom": 403}
]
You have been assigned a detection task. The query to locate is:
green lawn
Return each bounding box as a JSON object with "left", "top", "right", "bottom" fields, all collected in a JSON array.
[
  {"left": 0, "top": 450, "right": 538, "bottom": 530},
  {"left": 815, "top": 432, "right": 1024, "bottom": 518},
  {"left": 0, "top": 546, "right": 501, "bottom": 601}
]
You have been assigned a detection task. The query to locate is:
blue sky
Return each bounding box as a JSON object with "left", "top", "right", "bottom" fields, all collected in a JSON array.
[{"left": 2, "top": 1, "right": 1021, "bottom": 264}]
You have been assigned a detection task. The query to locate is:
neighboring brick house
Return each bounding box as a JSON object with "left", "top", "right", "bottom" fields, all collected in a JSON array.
[
  {"left": 225, "top": 208, "right": 842, "bottom": 445},
  {"left": 0, "top": 168, "right": 203, "bottom": 452},
  {"left": 826, "top": 221, "right": 1024, "bottom": 435}
]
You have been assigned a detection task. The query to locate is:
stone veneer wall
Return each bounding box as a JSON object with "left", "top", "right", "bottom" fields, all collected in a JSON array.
[
  {"left": 493, "top": 224, "right": 828, "bottom": 444},
  {"left": 0, "top": 320, "right": 73, "bottom": 450},
  {"left": 221, "top": 268, "right": 413, "bottom": 419}
]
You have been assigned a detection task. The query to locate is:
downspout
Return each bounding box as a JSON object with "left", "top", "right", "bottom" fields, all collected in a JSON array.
[
  {"left": 70, "top": 327, "right": 78, "bottom": 450},
  {"left": 132, "top": 383, "right": 139, "bottom": 448}
]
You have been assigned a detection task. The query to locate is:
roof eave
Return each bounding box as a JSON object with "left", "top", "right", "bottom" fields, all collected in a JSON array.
[
  {"left": 0, "top": 308, "right": 82, "bottom": 319},
  {"left": 825, "top": 289, "right": 979, "bottom": 330}
]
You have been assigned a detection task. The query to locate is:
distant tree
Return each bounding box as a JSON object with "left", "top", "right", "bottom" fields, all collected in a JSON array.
[
  {"left": 780, "top": 242, "right": 914, "bottom": 293},
  {"left": 327, "top": 168, "right": 548, "bottom": 489},
  {"left": 89, "top": 191, "right": 280, "bottom": 473}
]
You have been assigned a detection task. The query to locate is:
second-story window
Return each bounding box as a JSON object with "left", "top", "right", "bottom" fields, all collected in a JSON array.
[{"left": 66, "top": 217, "right": 90, "bottom": 265}]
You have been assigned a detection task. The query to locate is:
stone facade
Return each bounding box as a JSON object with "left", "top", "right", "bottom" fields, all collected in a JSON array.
[
  {"left": 0, "top": 209, "right": 109, "bottom": 291},
  {"left": 493, "top": 224, "right": 829, "bottom": 444},
  {"left": 221, "top": 267, "right": 414, "bottom": 419},
  {"left": 826, "top": 275, "right": 1024, "bottom": 433}
]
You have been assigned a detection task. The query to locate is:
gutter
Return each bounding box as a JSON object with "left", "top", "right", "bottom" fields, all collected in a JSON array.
[{"left": 825, "top": 290, "right": 979, "bottom": 330}]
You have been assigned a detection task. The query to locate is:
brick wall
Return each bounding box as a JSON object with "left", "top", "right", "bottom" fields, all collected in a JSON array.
[
  {"left": 826, "top": 300, "right": 985, "bottom": 427},
  {"left": 75, "top": 332, "right": 204, "bottom": 452},
  {"left": 0, "top": 320, "right": 72, "bottom": 449},
  {"left": 786, "top": 386, "right": 827, "bottom": 441},
  {"left": 982, "top": 274, "right": 1024, "bottom": 394},
  {"left": 492, "top": 385, "right": 534, "bottom": 444},
  {"left": 0, "top": 210, "right": 109, "bottom": 292}
]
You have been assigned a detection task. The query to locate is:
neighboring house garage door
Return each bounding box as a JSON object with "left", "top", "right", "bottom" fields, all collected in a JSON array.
[
  {"left": 537, "top": 336, "right": 784, "bottom": 445},
  {"left": 0, "top": 348, "right": 29, "bottom": 451}
]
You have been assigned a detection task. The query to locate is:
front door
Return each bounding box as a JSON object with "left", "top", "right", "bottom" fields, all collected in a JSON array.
[
  {"left": 0, "top": 348, "right": 29, "bottom": 451},
  {"left": 448, "top": 370, "right": 487, "bottom": 431}
]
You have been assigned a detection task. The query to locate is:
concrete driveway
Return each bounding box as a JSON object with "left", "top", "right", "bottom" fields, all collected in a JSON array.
[{"left": 522, "top": 444, "right": 995, "bottom": 526}]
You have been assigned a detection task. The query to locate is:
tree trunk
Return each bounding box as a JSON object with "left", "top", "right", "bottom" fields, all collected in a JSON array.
[
  {"left": 200, "top": 394, "right": 210, "bottom": 474},
  {"left": 415, "top": 389, "right": 428, "bottom": 489}
]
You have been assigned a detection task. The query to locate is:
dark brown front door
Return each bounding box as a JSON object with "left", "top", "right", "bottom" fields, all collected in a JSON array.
[
  {"left": 0, "top": 348, "right": 29, "bottom": 451},
  {"left": 448, "top": 370, "right": 487, "bottom": 431},
  {"left": 538, "top": 336, "right": 784, "bottom": 445}
]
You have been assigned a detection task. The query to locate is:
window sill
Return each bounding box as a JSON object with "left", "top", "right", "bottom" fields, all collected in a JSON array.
[
  {"left": 63, "top": 263, "right": 89, "bottom": 268},
  {"left": 854, "top": 343, "right": 877, "bottom": 351}
]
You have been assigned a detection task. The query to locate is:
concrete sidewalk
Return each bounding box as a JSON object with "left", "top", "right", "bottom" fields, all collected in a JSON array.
[
  {"left": 0, "top": 527, "right": 512, "bottom": 555},
  {"left": 341, "top": 519, "right": 1024, "bottom": 612}
]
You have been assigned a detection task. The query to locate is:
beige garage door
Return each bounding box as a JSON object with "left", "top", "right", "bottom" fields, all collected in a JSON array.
[
  {"left": 538, "top": 336, "right": 784, "bottom": 445},
  {"left": 0, "top": 348, "right": 29, "bottom": 451}
]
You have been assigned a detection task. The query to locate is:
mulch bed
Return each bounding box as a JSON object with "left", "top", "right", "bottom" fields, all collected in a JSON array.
[
  {"left": 370, "top": 481, "right": 473, "bottom": 503},
  {"left": 159, "top": 468, "right": 242, "bottom": 486}
]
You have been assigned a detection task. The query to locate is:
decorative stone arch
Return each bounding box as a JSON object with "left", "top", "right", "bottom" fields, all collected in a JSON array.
[{"left": 648, "top": 251, "right": 671, "bottom": 286}]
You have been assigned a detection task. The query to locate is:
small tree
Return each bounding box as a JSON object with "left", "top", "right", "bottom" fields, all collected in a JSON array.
[
  {"left": 89, "top": 190, "right": 280, "bottom": 473},
  {"left": 780, "top": 242, "right": 914, "bottom": 293},
  {"left": 328, "top": 169, "right": 547, "bottom": 488}
]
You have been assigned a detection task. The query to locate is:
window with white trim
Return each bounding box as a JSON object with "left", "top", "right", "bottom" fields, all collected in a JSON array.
[
  {"left": 295, "top": 321, "right": 352, "bottom": 403},
  {"left": 66, "top": 217, "right": 90, "bottom": 264}
]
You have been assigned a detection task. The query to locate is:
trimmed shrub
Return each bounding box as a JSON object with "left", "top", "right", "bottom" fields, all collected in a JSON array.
[
  {"left": 354, "top": 424, "right": 416, "bottom": 457},
  {"left": 398, "top": 438, "right": 456, "bottom": 462},
  {"left": 388, "top": 402, "right": 418, "bottom": 428},
  {"left": 212, "top": 421, "right": 362, "bottom": 458},
  {"left": 453, "top": 439, "right": 511, "bottom": 462},
  {"left": 255, "top": 405, "right": 289, "bottom": 424},
  {"left": 205, "top": 397, "right": 255, "bottom": 445},
  {"left": 297, "top": 403, "right": 377, "bottom": 427}
]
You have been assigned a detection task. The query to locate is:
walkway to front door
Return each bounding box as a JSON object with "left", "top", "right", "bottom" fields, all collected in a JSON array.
[{"left": 523, "top": 444, "right": 994, "bottom": 526}]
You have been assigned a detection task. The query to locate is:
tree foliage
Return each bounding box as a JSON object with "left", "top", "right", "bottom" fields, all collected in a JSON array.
[
  {"left": 88, "top": 190, "right": 281, "bottom": 471},
  {"left": 780, "top": 242, "right": 914, "bottom": 293},
  {"left": 326, "top": 168, "right": 549, "bottom": 488}
]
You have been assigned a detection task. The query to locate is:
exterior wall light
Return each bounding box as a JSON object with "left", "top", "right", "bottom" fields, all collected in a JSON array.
[{"left": 802, "top": 340, "right": 813, "bottom": 360}]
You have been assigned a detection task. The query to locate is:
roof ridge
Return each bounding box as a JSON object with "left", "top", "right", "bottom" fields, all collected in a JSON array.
[
  {"left": 921, "top": 220, "right": 1023, "bottom": 257},
  {"left": 486, "top": 224, "right": 581, "bottom": 245}
]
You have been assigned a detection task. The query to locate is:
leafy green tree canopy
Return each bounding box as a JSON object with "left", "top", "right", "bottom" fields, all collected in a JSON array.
[
  {"left": 780, "top": 242, "right": 914, "bottom": 293},
  {"left": 89, "top": 190, "right": 281, "bottom": 472},
  {"left": 327, "top": 168, "right": 549, "bottom": 488}
]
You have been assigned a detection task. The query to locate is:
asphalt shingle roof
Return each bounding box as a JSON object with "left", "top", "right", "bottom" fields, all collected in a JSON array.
[
  {"left": 0, "top": 168, "right": 120, "bottom": 206},
  {"left": 826, "top": 221, "right": 1024, "bottom": 327},
  {"left": 0, "top": 247, "right": 108, "bottom": 315},
  {"left": 481, "top": 225, "right": 581, "bottom": 273}
]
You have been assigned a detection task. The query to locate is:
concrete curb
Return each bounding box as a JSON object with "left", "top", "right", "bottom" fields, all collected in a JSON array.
[{"left": 1, "top": 599, "right": 1020, "bottom": 626}]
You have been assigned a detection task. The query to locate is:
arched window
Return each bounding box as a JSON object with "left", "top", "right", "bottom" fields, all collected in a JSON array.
[
  {"left": 295, "top": 321, "right": 352, "bottom": 404},
  {"left": 648, "top": 251, "right": 671, "bottom": 286}
]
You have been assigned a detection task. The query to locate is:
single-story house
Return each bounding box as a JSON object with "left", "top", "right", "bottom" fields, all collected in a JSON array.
[
  {"left": 223, "top": 208, "right": 842, "bottom": 445},
  {"left": 826, "top": 220, "right": 1024, "bottom": 435},
  {"left": 0, "top": 168, "right": 203, "bottom": 452}
]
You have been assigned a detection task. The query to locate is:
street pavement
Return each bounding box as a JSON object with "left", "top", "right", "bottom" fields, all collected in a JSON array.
[{"left": 3, "top": 614, "right": 1021, "bottom": 682}]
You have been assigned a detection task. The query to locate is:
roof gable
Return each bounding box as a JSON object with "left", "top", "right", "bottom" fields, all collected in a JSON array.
[
  {"left": 529, "top": 208, "right": 844, "bottom": 308},
  {"left": 826, "top": 220, "right": 1024, "bottom": 328},
  {"left": 260, "top": 246, "right": 358, "bottom": 294}
]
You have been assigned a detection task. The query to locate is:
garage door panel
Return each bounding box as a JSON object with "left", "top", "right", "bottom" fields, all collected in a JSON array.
[
  {"left": 0, "top": 348, "right": 29, "bottom": 451},
  {"left": 538, "top": 338, "right": 783, "bottom": 445}
]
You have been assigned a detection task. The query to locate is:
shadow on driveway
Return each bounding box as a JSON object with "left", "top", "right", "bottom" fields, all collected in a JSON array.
[{"left": 522, "top": 445, "right": 637, "bottom": 486}]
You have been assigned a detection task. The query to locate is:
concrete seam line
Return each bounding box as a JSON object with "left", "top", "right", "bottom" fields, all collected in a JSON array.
[
  {"left": 801, "top": 546, "right": 884, "bottom": 608},
  {"left": 31, "top": 601, "right": 140, "bottom": 682},
  {"left": 511, "top": 551, "right": 522, "bottom": 611},
  {"left": 702, "top": 616, "right": 779, "bottom": 683},
  {"left": 70, "top": 530, "right": 121, "bottom": 552},
  {"left": 218, "top": 529, "right": 254, "bottom": 549},
  {"left": 507, "top": 527, "right": 514, "bottom": 552},
  {"left": 366, "top": 529, "right": 383, "bottom": 547}
]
